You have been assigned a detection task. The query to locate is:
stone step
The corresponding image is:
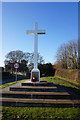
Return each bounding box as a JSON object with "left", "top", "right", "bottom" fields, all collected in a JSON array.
[
  {"left": 1, "top": 91, "right": 70, "bottom": 99},
  {"left": 21, "top": 82, "right": 53, "bottom": 86},
  {"left": 10, "top": 86, "right": 57, "bottom": 92},
  {"left": 1, "top": 97, "right": 80, "bottom": 107}
]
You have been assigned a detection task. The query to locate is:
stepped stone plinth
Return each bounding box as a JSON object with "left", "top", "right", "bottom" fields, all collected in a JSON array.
[
  {"left": 0, "top": 80, "right": 80, "bottom": 107},
  {"left": 1, "top": 91, "right": 70, "bottom": 99},
  {"left": 1, "top": 98, "right": 80, "bottom": 107},
  {"left": 10, "top": 86, "right": 57, "bottom": 92},
  {"left": 21, "top": 81, "right": 53, "bottom": 86}
]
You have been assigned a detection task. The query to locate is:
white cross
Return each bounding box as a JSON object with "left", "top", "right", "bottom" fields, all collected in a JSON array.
[{"left": 27, "top": 22, "right": 46, "bottom": 69}]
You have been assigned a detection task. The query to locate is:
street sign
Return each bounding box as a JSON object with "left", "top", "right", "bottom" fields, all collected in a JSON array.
[
  {"left": 14, "top": 63, "right": 19, "bottom": 69},
  {"left": 14, "top": 63, "right": 19, "bottom": 82}
]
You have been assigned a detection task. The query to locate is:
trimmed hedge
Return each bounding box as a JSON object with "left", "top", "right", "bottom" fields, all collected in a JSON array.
[
  {"left": 55, "top": 69, "right": 80, "bottom": 82},
  {"left": 2, "top": 72, "right": 15, "bottom": 79}
]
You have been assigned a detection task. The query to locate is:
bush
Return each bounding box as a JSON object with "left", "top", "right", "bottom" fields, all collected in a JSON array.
[{"left": 2, "top": 72, "right": 15, "bottom": 79}]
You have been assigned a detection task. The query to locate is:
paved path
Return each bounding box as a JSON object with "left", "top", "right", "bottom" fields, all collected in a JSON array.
[{"left": 0, "top": 80, "right": 30, "bottom": 92}]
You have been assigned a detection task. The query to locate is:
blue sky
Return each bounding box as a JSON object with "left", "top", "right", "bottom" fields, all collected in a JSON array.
[{"left": 1, "top": 2, "right": 78, "bottom": 67}]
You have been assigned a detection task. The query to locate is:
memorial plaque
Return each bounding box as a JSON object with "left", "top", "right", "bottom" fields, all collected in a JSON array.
[{"left": 32, "top": 72, "right": 39, "bottom": 81}]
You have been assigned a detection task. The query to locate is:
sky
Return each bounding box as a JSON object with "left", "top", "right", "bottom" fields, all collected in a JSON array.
[{"left": 1, "top": 2, "right": 78, "bottom": 67}]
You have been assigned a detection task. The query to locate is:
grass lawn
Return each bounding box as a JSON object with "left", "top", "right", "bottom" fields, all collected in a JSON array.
[
  {"left": 40, "top": 76, "right": 80, "bottom": 87},
  {"left": 41, "top": 76, "right": 80, "bottom": 96},
  {"left": 55, "top": 76, "right": 80, "bottom": 86},
  {"left": 1, "top": 107, "right": 80, "bottom": 120},
  {"left": 1, "top": 76, "right": 80, "bottom": 120}
]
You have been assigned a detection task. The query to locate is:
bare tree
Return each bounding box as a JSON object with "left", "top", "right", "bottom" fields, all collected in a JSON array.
[
  {"left": 67, "top": 40, "right": 78, "bottom": 69},
  {"left": 4, "top": 50, "right": 45, "bottom": 72},
  {"left": 4, "top": 50, "right": 24, "bottom": 64},
  {"left": 56, "top": 40, "right": 78, "bottom": 69},
  {"left": 56, "top": 43, "right": 68, "bottom": 69},
  {"left": 78, "top": 38, "right": 80, "bottom": 69},
  {"left": 28, "top": 53, "right": 45, "bottom": 71}
]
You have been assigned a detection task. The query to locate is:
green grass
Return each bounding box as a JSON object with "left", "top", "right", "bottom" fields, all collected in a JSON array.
[
  {"left": 1, "top": 106, "right": 80, "bottom": 120},
  {"left": 41, "top": 76, "right": 79, "bottom": 86},
  {"left": 40, "top": 76, "right": 79, "bottom": 89},
  {"left": 1, "top": 76, "right": 80, "bottom": 120},
  {"left": 55, "top": 76, "right": 80, "bottom": 85},
  {"left": 41, "top": 76, "right": 80, "bottom": 96}
]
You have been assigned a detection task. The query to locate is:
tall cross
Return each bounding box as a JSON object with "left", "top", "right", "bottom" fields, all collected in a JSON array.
[{"left": 27, "top": 22, "right": 45, "bottom": 70}]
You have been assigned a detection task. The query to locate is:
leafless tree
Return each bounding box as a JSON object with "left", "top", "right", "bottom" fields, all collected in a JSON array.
[
  {"left": 56, "top": 40, "right": 78, "bottom": 69},
  {"left": 4, "top": 50, "right": 45, "bottom": 72}
]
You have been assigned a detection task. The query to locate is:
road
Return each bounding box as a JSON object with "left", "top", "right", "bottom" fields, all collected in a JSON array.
[{"left": 0, "top": 76, "right": 29, "bottom": 85}]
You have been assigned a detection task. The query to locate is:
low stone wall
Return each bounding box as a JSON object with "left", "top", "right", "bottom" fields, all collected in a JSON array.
[{"left": 55, "top": 69, "right": 80, "bottom": 82}]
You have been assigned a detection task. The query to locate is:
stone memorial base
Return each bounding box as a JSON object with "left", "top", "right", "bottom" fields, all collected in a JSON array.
[
  {"left": 0, "top": 80, "right": 80, "bottom": 107},
  {"left": 31, "top": 69, "right": 40, "bottom": 82}
]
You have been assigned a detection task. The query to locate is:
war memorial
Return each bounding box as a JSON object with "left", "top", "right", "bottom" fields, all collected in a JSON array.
[{"left": 0, "top": 23, "right": 80, "bottom": 107}]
